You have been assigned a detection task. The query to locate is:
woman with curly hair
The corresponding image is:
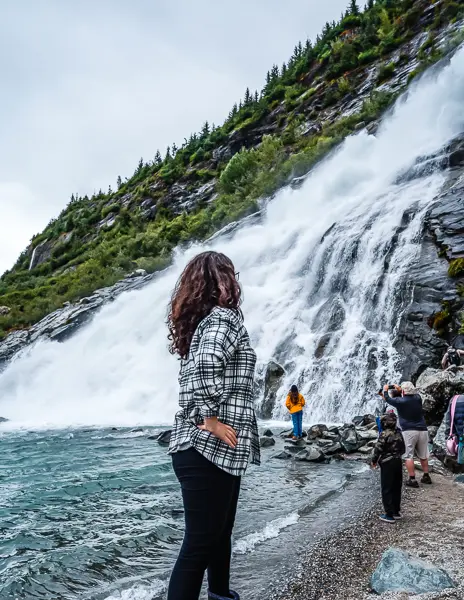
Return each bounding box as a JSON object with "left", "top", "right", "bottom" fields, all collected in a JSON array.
[{"left": 167, "top": 251, "right": 260, "bottom": 600}]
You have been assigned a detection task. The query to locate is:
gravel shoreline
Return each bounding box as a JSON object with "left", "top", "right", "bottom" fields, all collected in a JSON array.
[{"left": 276, "top": 472, "right": 464, "bottom": 600}]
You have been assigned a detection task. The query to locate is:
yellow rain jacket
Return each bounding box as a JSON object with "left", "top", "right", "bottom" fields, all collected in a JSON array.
[{"left": 286, "top": 393, "right": 305, "bottom": 414}]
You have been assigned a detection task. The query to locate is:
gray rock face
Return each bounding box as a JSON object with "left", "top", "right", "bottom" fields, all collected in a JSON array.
[
  {"left": 371, "top": 548, "right": 456, "bottom": 595},
  {"left": 395, "top": 155, "right": 464, "bottom": 381},
  {"left": 260, "top": 360, "right": 286, "bottom": 419},
  {"left": 260, "top": 436, "right": 276, "bottom": 448}
]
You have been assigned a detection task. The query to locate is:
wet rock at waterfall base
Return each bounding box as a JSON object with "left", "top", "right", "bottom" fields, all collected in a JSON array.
[
  {"left": 260, "top": 436, "right": 276, "bottom": 448},
  {"left": 307, "top": 424, "right": 328, "bottom": 439},
  {"left": 272, "top": 450, "right": 292, "bottom": 460},
  {"left": 262, "top": 428, "right": 274, "bottom": 437},
  {"left": 295, "top": 447, "right": 326, "bottom": 463},
  {"left": 371, "top": 548, "right": 456, "bottom": 594},
  {"left": 352, "top": 414, "right": 376, "bottom": 427},
  {"left": 323, "top": 442, "right": 343, "bottom": 455},
  {"left": 321, "top": 431, "right": 340, "bottom": 441},
  {"left": 153, "top": 430, "right": 172, "bottom": 445},
  {"left": 260, "top": 360, "right": 286, "bottom": 419},
  {"left": 340, "top": 425, "right": 361, "bottom": 453},
  {"left": 279, "top": 428, "right": 294, "bottom": 439}
]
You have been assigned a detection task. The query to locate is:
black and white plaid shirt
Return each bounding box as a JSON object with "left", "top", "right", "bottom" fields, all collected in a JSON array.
[{"left": 169, "top": 307, "right": 260, "bottom": 476}]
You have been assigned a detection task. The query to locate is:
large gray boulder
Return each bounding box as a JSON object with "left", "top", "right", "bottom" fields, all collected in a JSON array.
[
  {"left": 416, "top": 368, "right": 464, "bottom": 426},
  {"left": 295, "top": 447, "right": 326, "bottom": 463},
  {"left": 340, "top": 425, "right": 361, "bottom": 453},
  {"left": 371, "top": 548, "right": 456, "bottom": 595},
  {"left": 307, "top": 424, "right": 328, "bottom": 440}
]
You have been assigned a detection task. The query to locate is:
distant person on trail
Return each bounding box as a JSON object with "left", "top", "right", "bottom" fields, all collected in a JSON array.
[
  {"left": 441, "top": 346, "right": 464, "bottom": 370},
  {"left": 167, "top": 251, "right": 259, "bottom": 600},
  {"left": 383, "top": 382, "right": 432, "bottom": 488},
  {"left": 286, "top": 385, "right": 305, "bottom": 440},
  {"left": 371, "top": 412, "right": 405, "bottom": 524}
]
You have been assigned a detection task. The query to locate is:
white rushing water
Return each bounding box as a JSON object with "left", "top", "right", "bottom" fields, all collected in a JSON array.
[{"left": 1, "top": 48, "right": 464, "bottom": 428}]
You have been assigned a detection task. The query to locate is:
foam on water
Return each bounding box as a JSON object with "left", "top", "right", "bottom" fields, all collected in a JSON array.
[
  {"left": 233, "top": 512, "right": 300, "bottom": 555},
  {"left": 1, "top": 48, "right": 464, "bottom": 428}
]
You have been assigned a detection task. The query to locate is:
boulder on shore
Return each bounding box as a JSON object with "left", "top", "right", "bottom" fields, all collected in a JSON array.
[
  {"left": 260, "top": 436, "right": 276, "bottom": 448},
  {"left": 416, "top": 368, "right": 464, "bottom": 426},
  {"left": 0, "top": 416, "right": 9, "bottom": 423},
  {"left": 371, "top": 548, "right": 456, "bottom": 595},
  {"left": 262, "top": 429, "right": 274, "bottom": 437}
]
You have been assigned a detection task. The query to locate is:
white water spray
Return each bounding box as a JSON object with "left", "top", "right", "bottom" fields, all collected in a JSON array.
[{"left": 1, "top": 49, "right": 464, "bottom": 428}]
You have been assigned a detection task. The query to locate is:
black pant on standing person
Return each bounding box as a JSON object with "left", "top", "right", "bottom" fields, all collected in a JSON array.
[
  {"left": 167, "top": 448, "right": 241, "bottom": 600},
  {"left": 380, "top": 457, "right": 403, "bottom": 518}
]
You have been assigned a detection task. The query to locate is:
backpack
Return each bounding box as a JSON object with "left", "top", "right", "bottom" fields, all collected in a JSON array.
[
  {"left": 446, "top": 395, "right": 464, "bottom": 464},
  {"left": 448, "top": 348, "right": 461, "bottom": 367}
]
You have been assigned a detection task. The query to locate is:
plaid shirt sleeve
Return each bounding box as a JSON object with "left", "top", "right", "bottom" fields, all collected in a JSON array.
[{"left": 193, "top": 313, "right": 240, "bottom": 418}]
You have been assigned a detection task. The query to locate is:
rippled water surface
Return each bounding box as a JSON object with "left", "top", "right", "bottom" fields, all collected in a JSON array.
[{"left": 0, "top": 427, "right": 372, "bottom": 599}]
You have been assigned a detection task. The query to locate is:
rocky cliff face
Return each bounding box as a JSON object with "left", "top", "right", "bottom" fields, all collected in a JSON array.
[{"left": 395, "top": 134, "right": 464, "bottom": 381}]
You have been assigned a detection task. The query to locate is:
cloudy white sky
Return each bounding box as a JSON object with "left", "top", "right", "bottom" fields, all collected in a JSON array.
[{"left": 0, "top": 0, "right": 348, "bottom": 275}]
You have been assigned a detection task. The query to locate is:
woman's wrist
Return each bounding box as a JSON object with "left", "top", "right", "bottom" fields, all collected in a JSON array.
[{"left": 204, "top": 417, "right": 218, "bottom": 432}]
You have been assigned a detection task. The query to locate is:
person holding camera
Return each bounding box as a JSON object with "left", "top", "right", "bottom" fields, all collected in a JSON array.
[{"left": 383, "top": 382, "right": 431, "bottom": 488}]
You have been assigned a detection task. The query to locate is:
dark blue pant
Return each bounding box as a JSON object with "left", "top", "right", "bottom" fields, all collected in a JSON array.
[
  {"left": 168, "top": 448, "right": 241, "bottom": 600},
  {"left": 291, "top": 411, "right": 303, "bottom": 437}
]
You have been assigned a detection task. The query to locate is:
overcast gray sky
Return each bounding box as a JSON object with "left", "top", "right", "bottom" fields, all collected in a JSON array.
[{"left": 0, "top": 0, "right": 347, "bottom": 275}]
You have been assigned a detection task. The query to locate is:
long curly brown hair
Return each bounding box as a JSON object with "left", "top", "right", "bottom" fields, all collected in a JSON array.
[{"left": 167, "top": 251, "right": 241, "bottom": 358}]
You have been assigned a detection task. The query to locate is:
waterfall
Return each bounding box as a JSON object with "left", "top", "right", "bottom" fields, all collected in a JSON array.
[{"left": 1, "top": 48, "right": 464, "bottom": 429}]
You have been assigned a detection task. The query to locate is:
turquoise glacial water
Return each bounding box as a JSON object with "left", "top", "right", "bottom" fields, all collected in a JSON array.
[{"left": 0, "top": 427, "right": 372, "bottom": 600}]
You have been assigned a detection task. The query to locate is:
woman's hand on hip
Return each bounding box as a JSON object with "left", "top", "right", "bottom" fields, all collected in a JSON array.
[{"left": 198, "top": 417, "right": 237, "bottom": 448}]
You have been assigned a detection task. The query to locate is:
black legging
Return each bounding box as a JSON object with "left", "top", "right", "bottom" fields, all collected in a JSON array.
[
  {"left": 380, "top": 457, "right": 403, "bottom": 517},
  {"left": 168, "top": 448, "right": 241, "bottom": 600}
]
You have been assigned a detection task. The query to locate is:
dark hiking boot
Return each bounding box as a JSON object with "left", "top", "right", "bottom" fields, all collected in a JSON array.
[
  {"left": 421, "top": 473, "right": 432, "bottom": 485},
  {"left": 208, "top": 591, "right": 240, "bottom": 600},
  {"left": 406, "top": 478, "right": 419, "bottom": 488}
]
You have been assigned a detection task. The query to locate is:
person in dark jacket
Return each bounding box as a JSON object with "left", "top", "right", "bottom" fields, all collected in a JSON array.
[
  {"left": 383, "top": 382, "right": 432, "bottom": 488},
  {"left": 371, "top": 412, "right": 406, "bottom": 524},
  {"left": 444, "top": 394, "right": 464, "bottom": 439}
]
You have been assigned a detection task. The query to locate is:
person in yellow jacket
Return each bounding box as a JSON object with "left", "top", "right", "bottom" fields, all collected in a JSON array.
[{"left": 286, "top": 385, "right": 305, "bottom": 439}]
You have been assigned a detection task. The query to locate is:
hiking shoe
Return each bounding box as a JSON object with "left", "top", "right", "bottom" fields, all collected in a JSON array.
[
  {"left": 421, "top": 473, "right": 432, "bottom": 485},
  {"left": 393, "top": 513, "right": 403, "bottom": 520},
  {"left": 379, "top": 514, "right": 396, "bottom": 524},
  {"left": 406, "top": 478, "right": 419, "bottom": 488}
]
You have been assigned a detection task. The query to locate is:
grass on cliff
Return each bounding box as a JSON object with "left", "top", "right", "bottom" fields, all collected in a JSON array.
[{"left": 1, "top": 0, "right": 463, "bottom": 338}]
